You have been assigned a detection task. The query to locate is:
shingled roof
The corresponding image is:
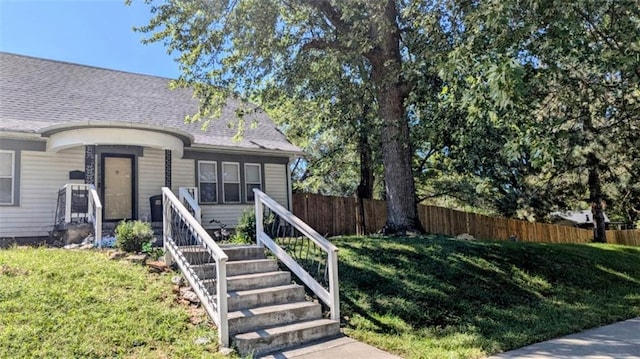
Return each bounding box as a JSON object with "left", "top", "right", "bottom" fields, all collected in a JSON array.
[{"left": 0, "top": 52, "right": 300, "bottom": 154}]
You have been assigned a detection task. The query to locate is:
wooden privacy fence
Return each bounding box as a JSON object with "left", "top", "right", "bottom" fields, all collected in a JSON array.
[{"left": 291, "top": 193, "right": 640, "bottom": 247}]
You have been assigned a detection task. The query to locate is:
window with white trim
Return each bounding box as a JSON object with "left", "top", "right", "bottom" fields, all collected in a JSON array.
[
  {"left": 0, "top": 151, "right": 15, "bottom": 205},
  {"left": 198, "top": 161, "right": 218, "bottom": 204},
  {"left": 245, "top": 163, "right": 262, "bottom": 202},
  {"left": 222, "top": 162, "right": 241, "bottom": 203}
]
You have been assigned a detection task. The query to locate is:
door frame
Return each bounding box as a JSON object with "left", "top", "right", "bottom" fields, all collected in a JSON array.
[{"left": 100, "top": 153, "right": 137, "bottom": 222}]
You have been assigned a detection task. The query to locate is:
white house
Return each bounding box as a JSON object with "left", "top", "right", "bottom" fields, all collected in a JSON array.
[{"left": 0, "top": 52, "right": 301, "bottom": 240}]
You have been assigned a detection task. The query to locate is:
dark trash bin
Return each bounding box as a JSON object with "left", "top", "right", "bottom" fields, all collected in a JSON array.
[{"left": 150, "top": 195, "right": 163, "bottom": 222}]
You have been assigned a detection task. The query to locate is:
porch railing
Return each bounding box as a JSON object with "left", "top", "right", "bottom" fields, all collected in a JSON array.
[
  {"left": 162, "top": 187, "right": 229, "bottom": 347},
  {"left": 178, "top": 186, "right": 201, "bottom": 224},
  {"left": 54, "top": 184, "right": 102, "bottom": 246},
  {"left": 254, "top": 189, "right": 340, "bottom": 321}
]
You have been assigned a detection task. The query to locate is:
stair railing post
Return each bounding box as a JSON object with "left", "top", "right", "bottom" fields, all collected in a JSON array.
[
  {"left": 255, "top": 189, "right": 264, "bottom": 247},
  {"left": 328, "top": 248, "right": 340, "bottom": 321},
  {"left": 217, "top": 257, "right": 229, "bottom": 348},
  {"left": 162, "top": 188, "right": 174, "bottom": 266},
  {"left": 64, "top": 185, "right": 72, "bottom": 223}
]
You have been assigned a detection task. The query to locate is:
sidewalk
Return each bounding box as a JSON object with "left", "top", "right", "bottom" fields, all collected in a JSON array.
[
  {"left": 258, "top": 336, "right": 401, "bottom": 359},
  {"left": 487, "top": 317, "right": 640, "bottom": 359}
]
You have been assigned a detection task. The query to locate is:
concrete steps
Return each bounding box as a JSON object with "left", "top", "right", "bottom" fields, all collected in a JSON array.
[
  {"left": 235, "top": 319, "right": 341, "bottom": 356},
  {"left": 179, "top": 244, "right": 340, "bottom": 356},
  {"left": 228, "top": 301, "right": 322, "bottom": 335},
  {"left": 224, "top": 284, "right": 305, "bottom": 312},
  {"left": 191, "top": 259, "right": 279, "bottom": 278}
]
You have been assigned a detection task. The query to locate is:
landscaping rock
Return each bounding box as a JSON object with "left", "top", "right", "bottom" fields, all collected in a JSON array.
[
  {"left": 79, "top": 243, "right": 94, "bottom": 250},
  {"left": 125, "top": 254, "right": 147, "bottom": 264},
  {"left": 108, "top": 251, "right": 126, "bottom": 260},
  {"left": 194, "top": 337, "right": 211, "bottom": 346},
  {"left": 63, "top": 243, "right": 81, "bottom": 250},
  {"left": 171, "top": 275, "right": 185, "bottom": 286},
  {"left": 218, "top": 347, "right": 235, "bottom": 356},
  {"left": 182, "top": 290, "right": 200, "bottom": 304},
  {"left": 146, "top": 261, "right": 168, "bottom": 272},
  {"left": 456, "top": 233, "right": 475, "bottom": 240}
]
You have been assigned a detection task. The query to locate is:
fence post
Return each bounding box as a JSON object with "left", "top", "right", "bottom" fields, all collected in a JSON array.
[{"left": 255, "top": 189, "right": 264, "bottom": 247}]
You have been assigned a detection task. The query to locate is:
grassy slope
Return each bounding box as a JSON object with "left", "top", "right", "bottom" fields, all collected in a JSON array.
[
  {"left": 336, "top": 235, "right": 640, "bottom": 359},
  {"left": 2, "top": 239, "right": 638, "bottom": 359},
  {"left": 0, "top": 248, "right": 222, "bottom": 359}
]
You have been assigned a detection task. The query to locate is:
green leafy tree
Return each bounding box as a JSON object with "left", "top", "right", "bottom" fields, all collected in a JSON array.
[
  {"left": 131, "top": 0, "right": 427, "bottom": 234},
  {"left": 440, "top": 0, "right": 640, "bottom": 240}
]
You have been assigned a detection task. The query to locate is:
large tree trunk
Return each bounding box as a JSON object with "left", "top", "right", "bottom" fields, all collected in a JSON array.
[
  {"left": 365, "top": 0, "right": 424, "bottom": 235},
  {"left": 356, "top": 117, "right": 374, "bottom": 235},
  {"left": 587, "top": 153, "right": 607, "bottom": 243}
]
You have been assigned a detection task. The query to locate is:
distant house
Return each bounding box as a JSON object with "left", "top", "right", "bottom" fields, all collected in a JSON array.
[
  {"left": 0, "top": 52, "right": 302, "bottom": 240},
  {"left": 550, "top": 210, "right": 611, "bottom": 229}
]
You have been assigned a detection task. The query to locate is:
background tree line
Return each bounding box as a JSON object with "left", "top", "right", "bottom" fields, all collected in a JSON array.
[{"left": 133, "top": 0, "right": 640, "bottom": 240}]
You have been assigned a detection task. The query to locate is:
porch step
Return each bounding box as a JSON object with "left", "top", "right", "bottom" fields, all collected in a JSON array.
[
  {"left": 221, "top": 244, "right": 266, "bottom": 261},
  {"left": 228, "top": 301, "right": 322, "bottom": 335},
  {"left": 191, "top": 259, "right": 279, "bottom": 279},
  {"left": 178, "top": 244, "right": 266, "bottom": 263},
  {"left": 234, "top": 319, "right": 341, "bottom": 356},
  {"left": 224, "top": 284, "right": 306, "bottom": 312},
  {"left": 203, "top": 271, "right": 292, "bottom": 293}
]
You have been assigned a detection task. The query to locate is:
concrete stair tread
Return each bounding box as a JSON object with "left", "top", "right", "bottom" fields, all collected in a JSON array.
[
  {"left": 219, "top": 284, "right": 305, "bottom": 311},
  {"left": 234, "top": 319, "right": 341, "bottom": 356},
  {"left": 229, "top": 284, "right": 303, "bottom": 298},
  {"left": 228, "top": 301, "right": 320, "bottom": 320},
  {"left": 202, "top": 270, "right": 292, "bottom": 292},
  {"left": 227, "top": 270, "right": 290, "bottom": 281},
  {"left": 235, "top": 319, "right": 339, "bottom": 340}
]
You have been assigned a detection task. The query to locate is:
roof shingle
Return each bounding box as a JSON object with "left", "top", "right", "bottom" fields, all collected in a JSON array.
[{"left": 0, "top": 52, "right": 300, "bottom": 154}]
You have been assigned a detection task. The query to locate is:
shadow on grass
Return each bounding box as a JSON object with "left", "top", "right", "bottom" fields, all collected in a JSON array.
[{"left": 335, "top": 235, "right": 640, "bottom": 353}]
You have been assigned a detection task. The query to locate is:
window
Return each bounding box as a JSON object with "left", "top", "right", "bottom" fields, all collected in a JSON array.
[
  {"left": 245, "top": 163, "right": 262, "bottom": 202},
  {"left": 0, "top": 151, "right": 14, "bottom": 205},
  {"left": 222, "top": 162, "right": 241, "bottom": 203},
  {"left": 198, "top": 161, "right": 217, "bottom": 204}
]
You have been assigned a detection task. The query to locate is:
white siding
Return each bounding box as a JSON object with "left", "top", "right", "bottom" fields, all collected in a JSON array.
[
  {"left": 201, "top": 204, "right": 252, "bottom": 230},
  {"left": 264, "top": 163, "right": 288, "bottom": 207},
  {"left": 137, "top": 148, "right": 165, "bottom": 221},
  {"left": 0, "top": 148, "right": 84, "bottom": 237},
  {"left": 171, "top": 157, "right": 195, "bottom": 192}
]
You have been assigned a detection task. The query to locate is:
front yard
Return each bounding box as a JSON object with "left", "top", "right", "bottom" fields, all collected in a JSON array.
[{"left": 1, "top": 236, "right": 639, "bottom": 358}]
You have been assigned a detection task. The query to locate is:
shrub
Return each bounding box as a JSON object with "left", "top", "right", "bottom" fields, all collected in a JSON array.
[
  {"left": 232, "top": 208, "right": 256, "bottom": 244},
  {"left": 115, "top": 220, "right": 154, "bottom": 253}
]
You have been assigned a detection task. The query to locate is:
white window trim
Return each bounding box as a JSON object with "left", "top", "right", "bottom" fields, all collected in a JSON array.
[
  {"left": 244, "top": 163, "right": 262, "bottom": 202},
  {"left": 198, "top": 161, "right": 218, "bottom": 204},
  {"left": 0, "top": 150, "right": 15, "bottom": 205},
  {"left": 222, "top": 161, "right": 241, "bottom": 204}
]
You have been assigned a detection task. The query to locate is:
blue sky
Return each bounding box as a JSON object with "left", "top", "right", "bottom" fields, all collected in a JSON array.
[{"left": 0, "top": 0, "right": 180, "bottom": 78}]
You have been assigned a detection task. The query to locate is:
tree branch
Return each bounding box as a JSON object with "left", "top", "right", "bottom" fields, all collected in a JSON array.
[
  {"left": 301, "top": 38, "right": 349, "bottom": 52},
  {"left": 301, "top": 0, "right": 351, "bottom": 34}
]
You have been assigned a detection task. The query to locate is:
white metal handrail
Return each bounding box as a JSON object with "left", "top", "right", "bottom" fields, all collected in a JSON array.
[
  {"left": 55, "top": 184, "right": 102, "bottom": 247},
  {"left": 162, "top": 187, "right": 229, "bottom": 347},
  {"left": 254, "top": 189, "right": 340, "bottom": 321},
  {"left": 87, "top": 185, "right": 102, "bottom": 248},
  {"left": 178, "top": 187, "right": 201, "bottom": 224}
]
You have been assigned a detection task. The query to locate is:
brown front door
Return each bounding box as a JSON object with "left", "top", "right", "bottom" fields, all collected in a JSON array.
[{"left": 101, "top": 154, "right": 135, "bottom": 221}]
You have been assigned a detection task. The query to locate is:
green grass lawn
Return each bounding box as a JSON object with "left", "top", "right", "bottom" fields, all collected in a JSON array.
[
  {"left": 2, "top": 237, "right": 639, "bottom": 359},
  {"left": 336, "top": 235, "right": 640, "bottom": 358},
  {"left": 0, "top": 247, "right": 222, "bottom": 359}
]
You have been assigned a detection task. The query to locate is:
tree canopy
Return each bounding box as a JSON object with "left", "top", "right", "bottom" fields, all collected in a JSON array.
[{"left": 131, "top": 0, "right": 640, "bottom": 239}]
